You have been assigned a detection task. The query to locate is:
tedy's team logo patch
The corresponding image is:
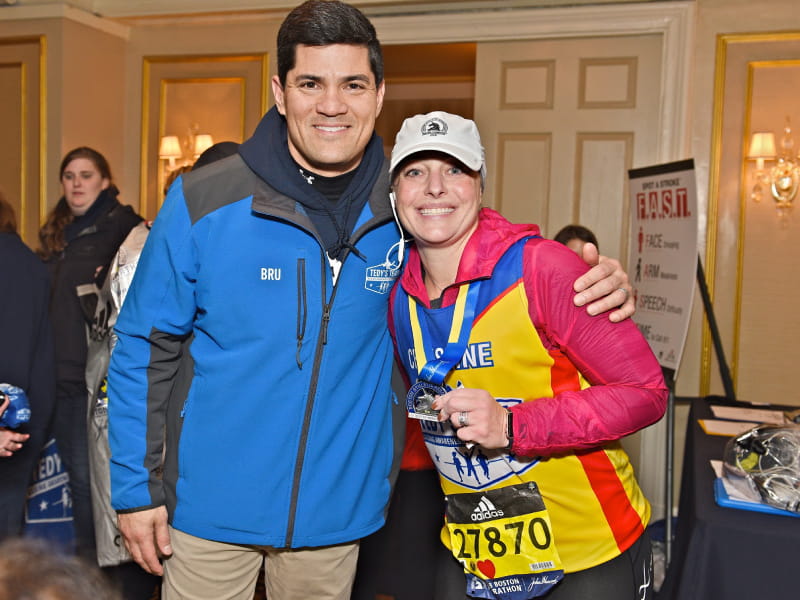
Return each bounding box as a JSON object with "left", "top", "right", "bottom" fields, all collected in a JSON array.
[{"left": 365, "top": 240, "right": 403, "bottom": 294}]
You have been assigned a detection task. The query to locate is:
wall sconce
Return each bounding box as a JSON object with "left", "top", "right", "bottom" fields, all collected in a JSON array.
[
  {"left": 193, "top": 134, "right": 214, "bottom": 159},
  {"left": 158, "top": 124, "right": 214, "bottom": 173},
  {"left": 747, "top": 116, "right": 799, "bottom": 218},
  {"left": 158, "top": 126, "right": 213, "bottom": 200},
  {"left": 158, "top": 135, "right": 183, "bottom": 169}
]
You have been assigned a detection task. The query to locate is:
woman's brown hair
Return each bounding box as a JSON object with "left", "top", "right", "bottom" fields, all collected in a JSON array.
[
  {"left": 0, "top": 190, "right": 17, "bottom": 234},
  {"left": 37, "top": 147, "right": 114, "bottom": 260}
]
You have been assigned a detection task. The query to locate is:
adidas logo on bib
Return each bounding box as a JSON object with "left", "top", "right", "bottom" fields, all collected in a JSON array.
[{"left": 471, "top": 495, "right": 505, "bottom": 521}]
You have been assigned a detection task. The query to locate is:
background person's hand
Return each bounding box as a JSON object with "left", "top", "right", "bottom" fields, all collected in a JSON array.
[
  {"left": 0, "top": 427, "right": 30, "bottom": 457},
  {"left": 0, "top": 394, "right": 30, "bottom": 457},
  {"left": 573, "top": 242, "right": 634, "bottom": 322},
  {"left": 118, "top": 506, "right": 172, "bottom": 575}
]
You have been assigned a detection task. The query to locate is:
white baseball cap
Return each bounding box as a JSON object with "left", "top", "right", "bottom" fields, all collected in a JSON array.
[{"left": 389, "top": 111, "right": 486, "bottom": 183}]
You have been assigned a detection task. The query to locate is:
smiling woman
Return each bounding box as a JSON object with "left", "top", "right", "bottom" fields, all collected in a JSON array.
[
  {"left": 393, "top": 152, "right": 481, "bottom": 243},
  {"left": 387, "top": 111, "right": 667, "bottom": 600},
  {"left": 390, "top": 114, "right": 485, "bottom": 288}
]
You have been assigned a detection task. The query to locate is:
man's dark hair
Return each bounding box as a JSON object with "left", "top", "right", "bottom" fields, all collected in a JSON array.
[
  {"left": 553, "top": 224, "right": 599, "bottom": 250},
  {"left": 277, "top": 0, "right": 384, "bottom": 86},
  {"left": 192, "top": 141, "right": 240, "bottom": 170}
]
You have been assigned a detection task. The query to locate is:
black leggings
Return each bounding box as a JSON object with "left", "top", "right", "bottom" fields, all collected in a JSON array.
[{"left": 437, "top": 529, "right": 654, "bottom": 600}]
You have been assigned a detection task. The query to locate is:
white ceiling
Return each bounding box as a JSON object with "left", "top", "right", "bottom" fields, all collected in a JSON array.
[{"left": 3, "top": 0, "right": 667, "bottom": 19}]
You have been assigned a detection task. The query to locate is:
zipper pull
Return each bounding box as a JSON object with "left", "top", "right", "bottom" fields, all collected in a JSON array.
[{"left": 321, "top": 305, "right": 331, "bottom": 345}]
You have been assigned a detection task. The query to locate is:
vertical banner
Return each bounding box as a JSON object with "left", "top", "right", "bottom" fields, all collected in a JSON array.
[
  {"left": 25, "top": 438, "right": 75, "bottom": 548},
  {"left": 627, "top": 159, "right": 698, "bottom": 373}
]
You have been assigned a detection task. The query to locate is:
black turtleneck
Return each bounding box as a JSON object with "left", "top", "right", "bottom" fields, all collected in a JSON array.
[{"left": 295, "top": 166, "right": 364, "bottom": 260}]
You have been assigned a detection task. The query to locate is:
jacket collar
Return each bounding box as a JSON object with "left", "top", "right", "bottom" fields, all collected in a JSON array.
[
  {"left": 249, "top": 157, "right": 395, "bottom": 242},
  {"left": 243, "top": 107, "right": 396, "bottom": 245}
]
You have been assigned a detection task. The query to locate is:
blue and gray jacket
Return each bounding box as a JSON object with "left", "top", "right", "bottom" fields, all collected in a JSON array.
[{"left": 108, "top": 107, "right": 404, "bottom": 547}]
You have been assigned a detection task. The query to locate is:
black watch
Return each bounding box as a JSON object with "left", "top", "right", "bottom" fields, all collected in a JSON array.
[{"left": 505, "top": 408, "right": 514, "bottom": 450}]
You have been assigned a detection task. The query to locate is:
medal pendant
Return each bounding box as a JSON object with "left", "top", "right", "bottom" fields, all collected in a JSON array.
[{"left": 406, "top": 381, "right": 446, "bottom": 421}]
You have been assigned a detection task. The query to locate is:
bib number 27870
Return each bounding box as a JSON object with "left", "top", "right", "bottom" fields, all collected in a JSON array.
[
  {"left": 446, "top": 482, "right": 564, "bottom": 599},
  {"left": 453, "top": 516, "right": 552, "bottom": 560}
]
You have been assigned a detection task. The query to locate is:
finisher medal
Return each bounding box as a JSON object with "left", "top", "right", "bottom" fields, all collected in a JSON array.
[
  {"left": 406, "top": 283, "right": 482, "bottom": 422},
  {"left": 406, "top": 380, "right": 447, "bottom": 422}
]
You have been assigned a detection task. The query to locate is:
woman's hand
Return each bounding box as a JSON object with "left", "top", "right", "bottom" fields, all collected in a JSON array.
[{"left": 432, "top": 387, "right": 510, "bottom": 449}]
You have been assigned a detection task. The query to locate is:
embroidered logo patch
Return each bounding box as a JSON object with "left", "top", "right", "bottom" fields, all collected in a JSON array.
[
  {"left": 365, "top": 241, "right": 403, "bottom": 294},
  {"left": 421, "top": 117, "right": 448, "bottom": 136}
]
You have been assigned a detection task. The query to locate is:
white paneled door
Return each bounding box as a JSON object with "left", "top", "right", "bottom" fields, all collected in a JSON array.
[{"left": 474, "top": 32, "right": 667, "bottom": 519}]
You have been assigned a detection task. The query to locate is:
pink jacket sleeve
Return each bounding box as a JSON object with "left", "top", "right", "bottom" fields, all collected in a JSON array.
[{"left": 511, "top": 239, "right": 668, "bottom": 456}]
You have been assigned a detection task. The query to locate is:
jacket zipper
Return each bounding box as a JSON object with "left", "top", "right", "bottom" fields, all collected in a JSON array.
[{"left": 284, "top": 247, "right": 346, "bottom": 546}]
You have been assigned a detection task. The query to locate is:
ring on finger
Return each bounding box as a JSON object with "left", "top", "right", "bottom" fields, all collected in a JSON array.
[
  {"left": 458, "top": 411, "right": 469, "bottom": 427},
  {"left": 618, "top": 287, "right": 630, "bottom": 299}
]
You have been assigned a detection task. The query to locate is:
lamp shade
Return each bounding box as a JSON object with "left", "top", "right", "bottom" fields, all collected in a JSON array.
[
  {"left": 159, "top": 135, "right": 182, "bottom": 159},
  {"left": 193, "top": 134, "right": 214, "bottom": 157},
  {"left": 748, "top": 132, "right": 777, "bottom": 159}
]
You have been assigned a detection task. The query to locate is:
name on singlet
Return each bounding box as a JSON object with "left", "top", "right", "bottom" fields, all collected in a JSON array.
[{"left": 407, "top": 341, "right": 494, "bottom": 372}]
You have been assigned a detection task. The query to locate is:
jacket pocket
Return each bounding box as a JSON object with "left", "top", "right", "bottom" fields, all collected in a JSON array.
[{"left": 296, "top": 258, "right": 307, "bottom": 369}]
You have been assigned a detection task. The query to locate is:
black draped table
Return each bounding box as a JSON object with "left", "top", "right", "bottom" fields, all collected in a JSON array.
[{"left": 657, "top": 396, "right": 800, "bottom": 599}]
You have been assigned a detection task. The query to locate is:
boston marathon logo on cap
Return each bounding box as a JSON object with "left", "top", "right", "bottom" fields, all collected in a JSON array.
[{"left": 421, "top": 117, "right": 448, "bottom": 136}]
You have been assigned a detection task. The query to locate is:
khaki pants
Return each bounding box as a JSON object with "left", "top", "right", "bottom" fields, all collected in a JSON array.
[{"left": 163, "top": 526, "right": 360, "bottom": 600}]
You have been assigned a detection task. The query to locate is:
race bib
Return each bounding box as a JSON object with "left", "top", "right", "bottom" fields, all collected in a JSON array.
[{"left": 445, "top": 482, "right": 564, "bottom": 599}]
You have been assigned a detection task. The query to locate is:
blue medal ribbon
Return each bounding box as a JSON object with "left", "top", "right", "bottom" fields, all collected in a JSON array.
[{"left": 409, "top": 281, "right": 482, "bottom": 385}]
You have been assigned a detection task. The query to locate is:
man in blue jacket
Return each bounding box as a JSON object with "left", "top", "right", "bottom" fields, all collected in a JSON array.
[{"left": 107, "top": 2, "right": 634, "bottom": 599}]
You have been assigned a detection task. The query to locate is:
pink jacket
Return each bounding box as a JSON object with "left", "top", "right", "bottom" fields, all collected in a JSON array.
[{"left": 391, "top": 207, "right": 667, "bottom": 457}]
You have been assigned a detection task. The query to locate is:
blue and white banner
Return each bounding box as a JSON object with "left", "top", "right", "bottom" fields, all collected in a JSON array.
[{"left": 25, "top": 438, "right": 75, "bottom": 547}]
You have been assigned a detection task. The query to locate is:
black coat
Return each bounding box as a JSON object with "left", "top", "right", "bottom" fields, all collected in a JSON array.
[
  {"left": 46, "top": 194, "right": 142, "bottom": 396},
  {"left": 0, "top": 231, "right": 55, "bottom": 536},
  {"left": 0, "top": 231, "right": 54, "bottom": 427}
]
